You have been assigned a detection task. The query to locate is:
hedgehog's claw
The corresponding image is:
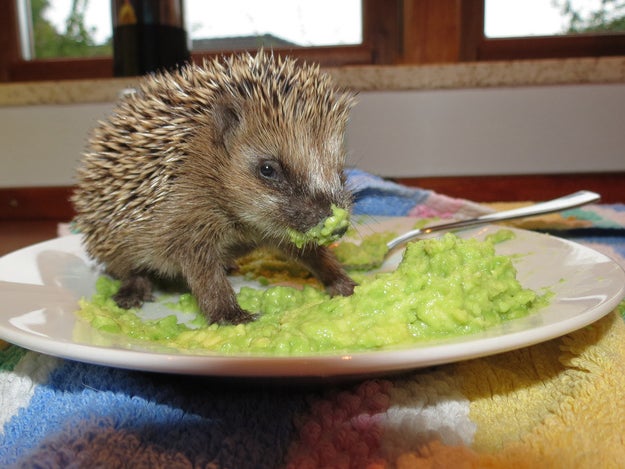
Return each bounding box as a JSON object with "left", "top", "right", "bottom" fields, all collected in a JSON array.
[{"left": 210, "top": 305, "right": 256, "bottom": 325}]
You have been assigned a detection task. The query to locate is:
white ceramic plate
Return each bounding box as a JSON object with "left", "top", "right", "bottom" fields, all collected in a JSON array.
[{"left": 0, "top": 219, "right": 624, "bottom": 378}]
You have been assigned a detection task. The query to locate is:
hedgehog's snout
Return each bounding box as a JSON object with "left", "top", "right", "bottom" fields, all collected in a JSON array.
[
  {"left": 301, "top": 193, "right": 350, "bottom": 233},
  {"left": 270, "top": 162, "right": 352, "bottom": 234}
]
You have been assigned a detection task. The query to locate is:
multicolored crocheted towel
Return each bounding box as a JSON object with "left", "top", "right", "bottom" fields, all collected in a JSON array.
[{"left": 2, "top": 170, "right": 624, "bottom": 468}]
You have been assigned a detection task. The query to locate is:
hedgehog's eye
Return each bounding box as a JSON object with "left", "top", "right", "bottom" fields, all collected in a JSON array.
[{"left": 258, "top": 160, "right": 283, "bottom": 182}]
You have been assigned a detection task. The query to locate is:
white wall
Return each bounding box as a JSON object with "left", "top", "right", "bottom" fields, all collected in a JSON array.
[
  {"left": 345, "top": 83, "right": 625, "bottom": 177},
  {"left": 1, "top": 103, "right": 114, "bottom": 187},
  {"left": 1, "top": 83, "right": 624, "bottom": 188}
]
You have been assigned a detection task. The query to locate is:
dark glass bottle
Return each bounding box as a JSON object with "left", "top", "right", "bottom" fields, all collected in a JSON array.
[{"left": 112, "top": 0, "right": 190, "bottom": 77}]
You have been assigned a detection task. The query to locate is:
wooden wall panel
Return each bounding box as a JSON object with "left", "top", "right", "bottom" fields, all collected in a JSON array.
[
  {"left": 395, "top": 172, "right": 625, "bottom": 203},
  {"left": 402, "top": 0, "right": 462, "bottom": 63}
]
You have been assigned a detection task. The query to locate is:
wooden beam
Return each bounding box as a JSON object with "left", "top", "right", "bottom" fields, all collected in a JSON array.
[
  {"left": 0, "top": 0, "right": 20, "bottom": 81},
  {"left": 478, "top": 34, "right": 625, "bottom": 61},
  {"left": 401, "top": 0, "right": 462, "bottom": 64},
  {"left": 458, "top": 0, "right": 484, "bottom": 62},
  {"left": 362, "top": 0, "right": 402, "bottom": 64},
  {"left": 394, "top": 172, "right": 625, "bottom": 203},
  {"left": 0, "top": 187, "right": 75, "bottom": 221}
]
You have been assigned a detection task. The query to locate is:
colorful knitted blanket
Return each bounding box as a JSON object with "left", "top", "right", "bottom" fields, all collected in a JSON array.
[{"left": 1, "top": 169, "right": 624, "bottom": 468}]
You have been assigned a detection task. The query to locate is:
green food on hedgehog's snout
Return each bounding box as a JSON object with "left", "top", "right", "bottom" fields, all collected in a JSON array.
[
  {"left": 76, "top": 231, "right": 548, "bottom": 355},
  {"left": 288, "top": 204, "right": 350, "bottom": 248}
]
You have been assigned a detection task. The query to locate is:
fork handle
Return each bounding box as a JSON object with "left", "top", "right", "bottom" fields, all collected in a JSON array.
[{"left": 386, "top": 190, "right": 601, "bottom": 251}]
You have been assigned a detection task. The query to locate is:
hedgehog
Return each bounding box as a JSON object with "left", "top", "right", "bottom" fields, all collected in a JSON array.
[{"left": 71, "top": 51, "right": 357, "bottom": 325}]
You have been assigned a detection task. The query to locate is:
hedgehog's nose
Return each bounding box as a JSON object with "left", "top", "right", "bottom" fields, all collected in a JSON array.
[{"left": 332, "top": 225, "right": 348, "bottom": 238}]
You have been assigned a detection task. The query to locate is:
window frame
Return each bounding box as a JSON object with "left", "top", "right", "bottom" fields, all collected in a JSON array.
[
  {"left": 469, "top": 0, "right": 625, "bottom": 61},
  {"left": 2, "top": 0, "right": 625, "bottom": 82},
  {"left": 0, "top": 0, "right": 401, "bottom": 82}
]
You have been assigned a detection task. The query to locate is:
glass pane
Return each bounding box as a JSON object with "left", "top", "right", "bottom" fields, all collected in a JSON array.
[
  {"left": 21, "top": 0, "right": 362, "bottom": 60},
  {"left": 485, "top": 0, "right": 625, "bottom": 38},
  {"left": 185, "top": 0, "right": 362, "bottom": 51},
  {"left": 25, "top": 0, "right": 113, "bottom": 59}
]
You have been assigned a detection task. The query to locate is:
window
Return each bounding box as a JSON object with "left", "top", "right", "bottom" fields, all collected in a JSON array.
[
  {"left": 1, "top": 0, "right": 625, "bottom": 82},
  {"left": 187, "top": 0, "right": 362, "bottom": 51},
  {"left": 21, "top": 0, "right": 113, "bottom": 60},
  {"left": 478, "top": 0, "right": 625, "bottom": 60},
  {"left": 21, "top": 0, "right": 362, "bottom": 59},
  {"left": 3, "top": 0, "right": 378, "bottom": 81},
  {"left": 485, "top": 0, "right": 625, "bottom": 38}
]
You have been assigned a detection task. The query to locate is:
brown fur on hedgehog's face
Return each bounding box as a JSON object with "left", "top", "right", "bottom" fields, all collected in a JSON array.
[
  {"left": 185, "top": 96, "right": 352, "bottom": 243},
  {"left": 182, "top": 57, "right": 355, "bottom": 244}
]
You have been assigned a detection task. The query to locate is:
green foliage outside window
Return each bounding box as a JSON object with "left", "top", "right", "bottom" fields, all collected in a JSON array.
[
  {"left": 31, "top": 0, "right": 112, "bottom": 59},
  {"left": 555, "top": 0, "right": 625, "bottom": 33}
]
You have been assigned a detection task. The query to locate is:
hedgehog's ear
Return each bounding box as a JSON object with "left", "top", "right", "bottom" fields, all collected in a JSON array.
[{"left": 211, "top": 98, "right": 242, "bottom": 149}]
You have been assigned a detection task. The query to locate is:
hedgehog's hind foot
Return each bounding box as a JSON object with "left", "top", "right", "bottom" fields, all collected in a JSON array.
[{"left": 113, "top": 274, "right": 154, "bottom": 310}]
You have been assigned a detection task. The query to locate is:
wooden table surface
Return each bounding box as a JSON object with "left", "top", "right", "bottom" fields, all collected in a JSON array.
[{"left": 0, "top": 220, "right": 60, "bottom": 256}]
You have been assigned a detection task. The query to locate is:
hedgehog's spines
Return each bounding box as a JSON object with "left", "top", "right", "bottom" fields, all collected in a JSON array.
[{"left": 72, "top": 50, "right": 356, "bottom": 322}]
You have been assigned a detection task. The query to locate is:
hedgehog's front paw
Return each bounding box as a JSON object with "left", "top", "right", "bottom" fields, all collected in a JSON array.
[
  {"left": 327, "top": 274, "right": 356, "bottom": 297},
  {"left": 219, "top": 305, "right": 257, "bottom": 325},
  {"left": 198, "top": 294, "right": 256, "bottom": 325}
]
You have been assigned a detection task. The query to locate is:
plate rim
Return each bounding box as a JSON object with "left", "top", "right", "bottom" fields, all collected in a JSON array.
[{"left": 0, "top": 224, "right": 624, "bottom": 378}]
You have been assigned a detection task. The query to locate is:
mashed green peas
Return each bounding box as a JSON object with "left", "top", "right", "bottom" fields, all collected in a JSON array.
[
  {"left": 76, "top": 232, "right": 547, "bottom": 355},
  {"left": 288, "top": 204, "right": 350, "bottom": 248},
  {"left": 331, "top": 232, "right": 395, "bottom": 270}
]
